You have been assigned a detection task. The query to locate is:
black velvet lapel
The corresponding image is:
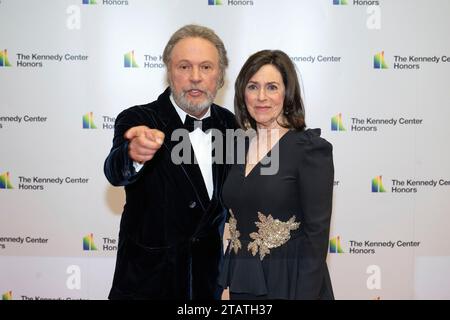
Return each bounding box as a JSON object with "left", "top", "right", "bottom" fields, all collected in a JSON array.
[
  {"left": 154, "top": 88, "right": 211, "bottom": 212},
  {"left": 210, "top": 104, "right": 228, "bottom": 200}
]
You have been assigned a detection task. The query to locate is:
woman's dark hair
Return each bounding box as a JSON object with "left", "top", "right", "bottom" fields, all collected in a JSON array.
[{"left": 234, "top": 50, "right": 306, "bottom": 131}]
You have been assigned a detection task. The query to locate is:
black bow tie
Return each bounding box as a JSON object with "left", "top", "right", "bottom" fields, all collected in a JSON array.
[{"left": 184, "top": 114, "right": 212, "bottom": 133}]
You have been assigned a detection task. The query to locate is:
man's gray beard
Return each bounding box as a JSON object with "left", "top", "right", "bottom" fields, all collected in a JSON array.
[{"left": 171, "top": 86, "right": 216, "bottom": 115}]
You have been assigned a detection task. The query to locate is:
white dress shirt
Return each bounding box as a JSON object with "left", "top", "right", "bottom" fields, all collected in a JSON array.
[{"left": 133, "top": 95, "right": 213, "bottom": 199}]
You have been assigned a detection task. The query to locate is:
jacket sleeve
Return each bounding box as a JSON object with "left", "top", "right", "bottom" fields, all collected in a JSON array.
[
  {"left": 296, "top": 135, "right": 334, "bottom": 299},
  {"left": 104, "top": 106, "right": 152, "bottom": 186}
]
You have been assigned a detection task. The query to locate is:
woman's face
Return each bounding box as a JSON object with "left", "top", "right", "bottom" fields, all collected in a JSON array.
[{"left": 244, "top": 64, "right": 286, "bottom": 130}]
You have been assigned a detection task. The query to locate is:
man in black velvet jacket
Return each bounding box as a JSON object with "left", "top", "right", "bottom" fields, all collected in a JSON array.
[{"left": 104, "top": 25, "right": 236, "bottom": 299}]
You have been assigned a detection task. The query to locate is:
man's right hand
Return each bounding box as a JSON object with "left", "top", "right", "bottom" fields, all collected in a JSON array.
[{"left": 124, "top": 126, "right": 165, "bottom": 164}]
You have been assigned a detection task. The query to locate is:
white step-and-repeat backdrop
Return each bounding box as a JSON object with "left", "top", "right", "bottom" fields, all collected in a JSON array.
[{"left": 1, "top": 0, "right": 450, "bottom": 300}]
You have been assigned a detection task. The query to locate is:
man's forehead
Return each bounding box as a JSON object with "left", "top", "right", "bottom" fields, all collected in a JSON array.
[{"left": 171, "top": 37, "right": 219, "bottom": 62}]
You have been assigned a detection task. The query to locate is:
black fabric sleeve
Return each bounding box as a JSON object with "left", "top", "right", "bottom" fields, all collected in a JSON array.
[{"left": 296, "top": 135, "right": 334, "bottom": 299}]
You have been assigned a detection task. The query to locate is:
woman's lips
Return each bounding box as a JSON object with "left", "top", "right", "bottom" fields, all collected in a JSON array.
[{"left": 254, "top": 106, "right": 271, "bottom": 112}]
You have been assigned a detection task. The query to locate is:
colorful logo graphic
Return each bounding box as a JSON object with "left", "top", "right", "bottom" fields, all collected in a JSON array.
[
  {"left": 374, "top": 51, "right": 388, "bottom": 69},
  {"left": 372, "top": 175, "right": 386, "bottom": 193},
  {"left": 83, "top": 233, "right": 97, "bottom": 251},
  {"left": 331, "top": 113, "right": 346, "bottom": 131},
  {"left": 329, "top": 236, "right": 344, "bottom": 253},
  {"left": 82, "top": 0, "right": 97, "bottom": 4},
  {"left": 0, "top": 49, "right": 12, "bottom": 67},
  {"left": 2, "top": 291, "right": 12, "bottom": 300},
  {"left": 208, "top": 0, "right": 223, "bottom": 5},
  {"left": 124, "top": 51, "right": 139, "bottom": 68},
  {"left": 82, "top": 112, "right": 97, "bottom": 129},
  {"left": 0, "top": 172, "right": 13, "bottom": 189},
  {"left": 333, "top": 0, "right": 348, "bottom": 5}
]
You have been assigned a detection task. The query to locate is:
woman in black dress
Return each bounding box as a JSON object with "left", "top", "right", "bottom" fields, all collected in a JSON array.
[{"left": 219, "top": 50, "right": 334, "bottom": 300}]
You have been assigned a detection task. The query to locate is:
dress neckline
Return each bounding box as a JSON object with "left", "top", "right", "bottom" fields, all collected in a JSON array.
[{"left": 243, "top": 129, "right": 294, "bottom": 179}]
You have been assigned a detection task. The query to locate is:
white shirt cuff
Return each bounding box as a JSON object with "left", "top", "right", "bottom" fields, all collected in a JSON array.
[{"left": 133, "top": 161, "right": 144, "bottom": 173}]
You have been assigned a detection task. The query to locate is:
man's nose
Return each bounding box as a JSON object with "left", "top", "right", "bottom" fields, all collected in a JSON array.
[{"left": 189, "top": 66, "right": 202, "bottom": 83}]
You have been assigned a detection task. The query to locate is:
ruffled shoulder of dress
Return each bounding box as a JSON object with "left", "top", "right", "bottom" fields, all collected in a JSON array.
[
  {"left": 293, "top": 128, "right": 333, "bottom": 152},
  {"left": 293, "top": 128, "right": 321, "bottom": 143}
]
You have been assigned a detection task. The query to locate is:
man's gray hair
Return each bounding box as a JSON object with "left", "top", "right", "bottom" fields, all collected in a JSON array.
[{"left": 163, "top": 24, "right": 228, "bottom": 88}]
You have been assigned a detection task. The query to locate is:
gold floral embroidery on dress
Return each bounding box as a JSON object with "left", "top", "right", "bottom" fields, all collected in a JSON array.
[
  {"left": 228, "top": 209, "right": 242, "bottom": 254},
  {"left": 248, "top": 212, "right": 300, "bottom": 260}
]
